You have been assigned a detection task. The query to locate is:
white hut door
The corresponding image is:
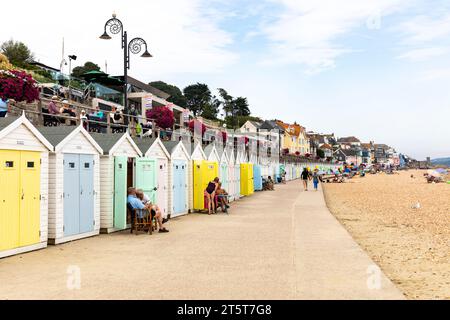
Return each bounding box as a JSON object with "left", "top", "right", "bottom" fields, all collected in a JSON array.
[{"left": 157, "top": 159, "right": 168, "bottom": 217}]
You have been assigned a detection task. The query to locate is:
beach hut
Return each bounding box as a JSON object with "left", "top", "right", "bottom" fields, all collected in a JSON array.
[
  {"left": 234, "top": 150, "right": 243, "bottom": 200},
  {"left": 0, "top": 115, "right": 53, "bottom": 258},
  {"left": 228, "top": 150, "right": 240, "bottom": 202},
  {"left": 274, "top": 162, "right": 281, "bottom": 183},
  {"left": 185, "top": 141, "right": 207, "bottom": 212},
  {"left": 90, "top": 132, "right": 142, "bottom": 233},
  {"left": 218, "top": 147, "right": 231, "bottom": 193},
  {"left": 240, "top": 162, "right": 254, "bottom": 196},
  {"left": 204, "top": 143, "right": 221, "bottom": 165},
  {"left": 253, "top": 164, "right": 263, "bottom": 191},
  {"left": 190, "top": 142, "right": 219, "bottom": 211},
  {"left": 133, "top": 137, "right": 171, "bottom": 218},
  {"left": 162, "top": 140, "right": 190, "bottom": 218},
  {"left": 37, "top": 125, "right": 103, "bottom": 245}
]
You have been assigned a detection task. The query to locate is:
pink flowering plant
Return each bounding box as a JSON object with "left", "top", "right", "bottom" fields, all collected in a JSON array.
[
  {"left": 188, "top": 120, "right": 206, "bottom": 136},
  {"left": 0, "top": 69, "right": 40, "bottom": 103},
  {"left": 146, "top": 105, "right": 175, "bottom": 129}
]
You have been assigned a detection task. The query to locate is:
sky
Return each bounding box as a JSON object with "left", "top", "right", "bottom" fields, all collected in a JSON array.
[{"left": 1, "top": 0, "right": 450, "bottom": 159}]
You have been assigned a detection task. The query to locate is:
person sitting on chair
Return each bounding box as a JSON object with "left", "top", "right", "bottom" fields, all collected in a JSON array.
[
  {"left": 127, "top": 188, "right": 169, "bottom": 233},
  {"left": 135, "top": 189, "right": 169, "bottom": 233},
  {"left": 216, "top": 182, "right": 230, "bottom": 213},
  {"left": 266, "top": 176, "right": 275, "bottom": 191}
]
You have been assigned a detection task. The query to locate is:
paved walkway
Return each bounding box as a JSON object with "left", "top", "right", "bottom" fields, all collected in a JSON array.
[{"left": 0, "top": 182, "right": 404, "bottom": 300}]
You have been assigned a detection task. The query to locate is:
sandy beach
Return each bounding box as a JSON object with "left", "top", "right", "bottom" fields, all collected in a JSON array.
[{"left": 323, "top": 170, "right": 450, "bottom": 300}]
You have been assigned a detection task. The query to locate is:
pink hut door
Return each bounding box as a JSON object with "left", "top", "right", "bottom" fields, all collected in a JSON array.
[{"left": 157, "top": 159, "right": 168, "bottom": 218}]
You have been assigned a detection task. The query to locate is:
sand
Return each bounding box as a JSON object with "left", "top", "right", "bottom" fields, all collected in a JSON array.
[{"left": 323, "top": 170, "right": 450, "bottom": 300}]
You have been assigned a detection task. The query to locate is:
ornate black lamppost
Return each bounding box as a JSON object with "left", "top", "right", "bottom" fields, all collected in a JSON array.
[{"left": 100, "top": 13, "right": 152, "bottom": 113}]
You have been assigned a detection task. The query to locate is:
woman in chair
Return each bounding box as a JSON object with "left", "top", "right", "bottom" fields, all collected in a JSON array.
[{"left": 205, "top": 177, "right": 220, "bottom": 215}]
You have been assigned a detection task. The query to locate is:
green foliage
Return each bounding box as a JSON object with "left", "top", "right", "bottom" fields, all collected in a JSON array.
[
  {"left": 233, "top": 97, "right": 250, "bottom": 116},
  {"left": 71, "top": 61, "right": 101, "bottom": 78},
  {"left": 201, "top": 95, "right": 221, "bottom": 120},
  {"left": 225, "top": 115, "right": 262, "bottom": 129},
  {"left": 149, "top": 81, "right": 187, "bottom": 108},
  {"left": 317, "top": 149, "right": 325, "bottom": 159},
  {"left": 183, "top": 83, "right": 213, "bottom": 117},
  {"left": 1, "top": 40, "right": 34, "bottom": 68}
]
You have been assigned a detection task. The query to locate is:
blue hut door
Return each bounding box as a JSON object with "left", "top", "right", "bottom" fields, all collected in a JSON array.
[
  {"left": 79, "top": 155, "right": 94, "bottom": 234},
  {"left": 173, "top": 160, "right": 187, "bottom": 215},
  {"left": 63, "top": 154, "right": 80, "bottom": 237}
]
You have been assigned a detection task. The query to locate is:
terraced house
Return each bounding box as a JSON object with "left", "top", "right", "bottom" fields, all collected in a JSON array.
[{"left": 276, "top": 121, "right": 310, "bottom": 156}]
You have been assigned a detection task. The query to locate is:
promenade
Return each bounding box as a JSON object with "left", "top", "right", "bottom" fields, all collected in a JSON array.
[{"left": 0, "top": 182, "right": 404, "bottom": 300}]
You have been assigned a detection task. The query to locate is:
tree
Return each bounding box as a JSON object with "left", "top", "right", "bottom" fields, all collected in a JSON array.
[
  {"left": 0, "top": 40, "right": 34, "bottom": 68},
  {"left": 317, "top": 149, "right": 325, "bottom": 159},
  {"left": 201, "top": 95, "right": 221, "bottom": 120},
  {"left": 233, "top": 97, "right": 250, "bottom": 116},
  {"left": 149, "top": 81, "right": 187, "bottom": 108},
  {"left": 183, "top": 83, "right": 212, "bottom": 117},
  {"left": 218, "top": 88, "right": 233, "bottom": 118},
  {"left": 71, "top": 61, "right": 101, "bottom": 78}
]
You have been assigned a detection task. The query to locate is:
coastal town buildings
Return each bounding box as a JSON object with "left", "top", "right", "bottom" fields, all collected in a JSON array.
[{"left": 239, "top": 120, "right": 262, "bottom": 133}]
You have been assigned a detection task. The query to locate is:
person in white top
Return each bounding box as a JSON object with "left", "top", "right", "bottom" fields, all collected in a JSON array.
[{"left": 136, "top": 189, "right": 169, "bottom": 233}]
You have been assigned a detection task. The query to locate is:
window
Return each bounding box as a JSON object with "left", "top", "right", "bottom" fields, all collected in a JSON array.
[
  {"left": 69, "top": 162, "right": 76, "bottom": 169},
  {"left": 84, "top": 163, "right": 90, "bottom": 169},
  {"left": 118, "top": 164, "right": 123, "bottom": 169},
  {"left": 5, "top": 161, "right": 14, "bottom": 168},
  {"left": 27, "top": 162, "right": 35, "bottom": 168}
]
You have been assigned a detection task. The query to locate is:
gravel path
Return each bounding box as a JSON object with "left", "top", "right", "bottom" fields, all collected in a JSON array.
[{"left": 323, "top": 170, "right": 450, "bottom": 300}]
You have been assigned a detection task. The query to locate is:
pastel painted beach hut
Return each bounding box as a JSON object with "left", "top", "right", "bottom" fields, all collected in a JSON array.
[
  {"left": 185, "top": 141, "right": 206, "bottom": 211},
  {"left": 90, "top": 132, "right": 142, "bottom": 233},
  {"left": 227, "top": 150, "right": 239, "bottom": 202},
  {"left": 218, "top": 147, "right": 230, "bottom": 194},
  {"left": 0, "top": 115, "right": 52, "bottom": 258},
  {"left": 162, "top": 140, "right": 190, "bottom": 218},
  {"left": 204, "top": 143, "right": 220, "bottom": 165},
  {"left": 133, "top": 137, "right": 171, "bottom": 218},
  {"left": 37, "top": 125, "right": 103, "bottom": 245},
  {"left": 240, "top": 162, "right": 254, "bottom": 196},
  {"left": 253, "top": 164, "right": 263, "bottom": 191},
  {"left": 190, "top": 142, "right": 219, "bottom": 211}
]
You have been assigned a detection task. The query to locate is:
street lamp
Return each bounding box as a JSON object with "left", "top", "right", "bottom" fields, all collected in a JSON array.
[
  {"left": 99, "top": 13, "right": 152, "bottom": 113},
  {"left": 68, "top": 55, "right": 77, "bottom": 100}
]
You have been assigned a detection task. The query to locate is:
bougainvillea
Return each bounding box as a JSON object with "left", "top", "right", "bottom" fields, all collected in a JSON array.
[
  {"left": 221, "top": 131, "right": 227, "bottom": 143},
  {"left": 146, "top": 105, "right": 175, "bottom": 129},
  {"left": 295, "top": 151, "right": 300, "bottom": 156},
  {"left": 0, "top": 69, "right": 40, "bottom": 103},
  {"left": 188, "top": 120, "right": 206, "bottom": 136}
]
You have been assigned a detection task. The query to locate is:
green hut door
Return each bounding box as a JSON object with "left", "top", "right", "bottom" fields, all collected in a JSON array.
[
  {"left": 135, "top": 158, "right": 157, "bottom": 203},
  {"left": 114, "top": 157, "right": 128, "bottom": 230}
]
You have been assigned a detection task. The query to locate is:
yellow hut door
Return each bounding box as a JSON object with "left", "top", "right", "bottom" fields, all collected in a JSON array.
[
  {"left": 0, "top": 151, "right": 21, "bottom": 251},
  {"left": 19, "top": 152, "right": 41, "bottom": 247}
]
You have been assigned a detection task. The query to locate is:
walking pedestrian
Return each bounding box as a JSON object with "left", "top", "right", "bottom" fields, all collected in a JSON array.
[
  {"left": 301, "top": 167, "right": 310, "bottom": 191},
  {"left": 313, "top": 169, "right": 320, "bottom": 191}
]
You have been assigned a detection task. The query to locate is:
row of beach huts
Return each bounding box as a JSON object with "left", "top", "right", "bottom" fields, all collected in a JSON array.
[{"left": 0, "top": 115, "right": 342, "bottom": 259}]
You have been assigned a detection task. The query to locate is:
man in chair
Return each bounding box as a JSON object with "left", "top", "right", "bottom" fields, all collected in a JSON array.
[{"left": 127, "top": 187, "right": 169, "bottom": 233}]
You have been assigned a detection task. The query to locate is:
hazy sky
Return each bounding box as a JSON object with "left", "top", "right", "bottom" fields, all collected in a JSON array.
[{"left": 1, "top": 0, "right": 449, "bottom": 159}]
